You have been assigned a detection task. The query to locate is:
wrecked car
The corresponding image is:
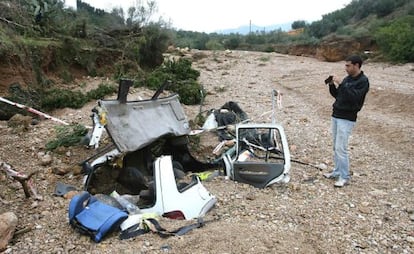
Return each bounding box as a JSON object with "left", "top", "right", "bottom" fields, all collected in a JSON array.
[
  {"left": 222, "top": 123, "right": 291, "bottom": 188},
  {"left": 82, "top": 80, "right": 217, "bottom": 220},
  {"left": 202, "top": 91, "right": 291, "bottom": 188}
]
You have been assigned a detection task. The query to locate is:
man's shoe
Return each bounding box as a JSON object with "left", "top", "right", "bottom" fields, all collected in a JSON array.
[
  {"left": 323, "top": 172, "right": 338, "bottom": 179},
  {"left": 334, "top": 177, "right": 349, "bottom": 187}
]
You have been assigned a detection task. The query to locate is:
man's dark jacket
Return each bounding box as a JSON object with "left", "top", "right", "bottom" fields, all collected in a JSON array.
[{"left": 329, "top": 71, "right": 369, "bottom": 121}]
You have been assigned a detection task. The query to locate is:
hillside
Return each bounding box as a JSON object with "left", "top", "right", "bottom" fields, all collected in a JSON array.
[{"left": 1, "top": 0, "right": 413, "bottom": 107}]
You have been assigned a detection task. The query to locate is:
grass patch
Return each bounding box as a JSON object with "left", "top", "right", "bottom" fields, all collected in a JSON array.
[
  {"left": 21, "top": 37, "right": 60, "bottom": 47},
  {"left": 214, "top": 85, "right": 227, "bottom": 93},
  {"left": 46, "top": 124, "right": 88, "bottom": 151},
  {"left": 258, "top": 56, "right": 271, "bottom": 62}
]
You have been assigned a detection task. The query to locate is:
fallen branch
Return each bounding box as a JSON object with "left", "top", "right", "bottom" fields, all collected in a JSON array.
[
  {"left": 0, "top": 17, "right": 27, "bottom": 29},
  {"left": 14, "top": 227, "right": 33, "bottom": 236},
  {"left": 289, "top": 158, "right": 324, "bottom": 171},
  {"left": 0, "top": 162, "right": 42, "bottom": 200}
]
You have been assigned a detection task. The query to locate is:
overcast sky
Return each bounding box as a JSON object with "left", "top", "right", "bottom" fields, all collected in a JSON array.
[{"left": 65, "top": 0, "right": 352, "bottom": 33}]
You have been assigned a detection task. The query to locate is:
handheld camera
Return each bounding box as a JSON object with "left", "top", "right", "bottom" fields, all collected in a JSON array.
[{"left": 324, "top": 75, "right": 333, "bottom": 85}]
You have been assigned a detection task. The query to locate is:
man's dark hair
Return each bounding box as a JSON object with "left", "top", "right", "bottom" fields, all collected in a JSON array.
[{"left": 346, "top": 55, "right": 363, "bottom": 68}]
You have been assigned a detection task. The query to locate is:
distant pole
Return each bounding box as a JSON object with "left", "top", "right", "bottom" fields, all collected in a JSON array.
[{"left": 249, "top": 20, "right": 251, "bottom": 34}]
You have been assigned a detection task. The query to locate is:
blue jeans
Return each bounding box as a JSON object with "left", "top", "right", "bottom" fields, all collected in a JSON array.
[{"left": 331, "top": 117, "right": 355, "bottom": 180}]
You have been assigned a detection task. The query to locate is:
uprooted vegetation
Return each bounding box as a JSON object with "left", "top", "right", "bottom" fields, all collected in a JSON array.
[
  {"left": 0, "top": 1, "right": 205, "bottom": 122},
  {"left": 2, "top": 0, "right": 414, "bottom": 125}
]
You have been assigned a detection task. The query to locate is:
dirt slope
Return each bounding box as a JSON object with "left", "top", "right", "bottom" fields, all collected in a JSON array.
[{"left": 1, "top": 50, "right": 413, "bottom": 253}]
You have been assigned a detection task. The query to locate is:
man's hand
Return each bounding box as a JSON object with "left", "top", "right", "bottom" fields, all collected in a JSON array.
[
  {"left": 324, "top": 75, "right": 333, "bottom": 85},
  {"left": 333, "top": 76, "right": 341, "bottom": 84}
]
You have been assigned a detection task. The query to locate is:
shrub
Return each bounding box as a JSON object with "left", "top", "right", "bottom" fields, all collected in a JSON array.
[
  {"left": 86, "top": 83, "right": 117, "bottom": 100},
  {"left": 144, "top": 70, "right": 170, "bottom": 90},
  {"left": 8, "top": 83, "right": 42, "bottom": 109},
  {"left": 59, "top": 69, "right": 74, "bottom": 84},
  {"left": 41, "top": 83, "right": 117, "bottom": 110},
  {"left": 143, "top": 58, "right": 203, "bottom": 105},
  {"left": 375, "top": 16, "right": 414, "bottom": 62},
  {"left": 205, "top": 39, "right": 224, "bottom": 50},
  {"left": 46, "top": 124, "right": 88, "bottom": 150},
  {"left": 223, "top": 35, "right": 241, "bottom": 50},
  {"left": 169, "top": 80, "right": 204, "bottom": 105},
  {"left": 41, "top": 89, "right": 87, "bottom": 110}
]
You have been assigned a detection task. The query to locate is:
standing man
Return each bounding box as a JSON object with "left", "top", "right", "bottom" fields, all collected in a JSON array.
[{"left": 323, "top": 55, "right": 370, "bottom": 187}]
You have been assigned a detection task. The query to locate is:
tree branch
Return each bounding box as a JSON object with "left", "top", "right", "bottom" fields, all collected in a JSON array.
[
  {"left": 0, "top": 162, "right": 42, "bottom": 200},
  {"left": 0, "top": 17, "right": 27, "bottom": 29}
]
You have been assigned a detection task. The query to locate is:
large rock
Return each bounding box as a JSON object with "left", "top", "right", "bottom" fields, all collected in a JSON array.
[
  {"left": 7, "top": 113, "right": 32, "bottom": 131},
  {"left": 0, "top": 212, "right": 18, "bottom": 251}
]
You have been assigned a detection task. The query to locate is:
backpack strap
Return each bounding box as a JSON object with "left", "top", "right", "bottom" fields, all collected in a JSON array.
[{"left": 119, "top": 217, "right": 210, "bottom": 240}]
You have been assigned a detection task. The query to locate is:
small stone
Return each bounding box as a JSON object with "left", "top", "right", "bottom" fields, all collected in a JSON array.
[
  {"left": 245, "top": 193, "right": 255, "bottom": 200},
  {"left": 40, "top": 154, "right": 53, "bottom": 166},
  {"left": 317, "top": 163, "right": 328, "bottom": 170},
  {"left": 289, "top": 183, "right": 301, "bottom": 191},
  {"left": 37, "top": 151, "right": 45, "bottom": 158},
  {"left": 72, "top": 165, "right": 83, "bottom": 175},
  {"left": 54, "top": 146, "right": 67, "bottom": 155},
  {"left": 64, "top": 191, "right": 79, "bottom": 200},
  {"left": 369, "top": 189, "right": 387, "bottom": 196},
  {"left": 51, "top": 166, "right": 70, "bottom": 175},
  {"left": 359, "top": 206, "right": 371, "bottom": 214},
  {"left": 161, "top": 245, "right": 171, "bottom": 252},
  {"left": 41, "top": 211, "right": 52, "bottom": 218}
]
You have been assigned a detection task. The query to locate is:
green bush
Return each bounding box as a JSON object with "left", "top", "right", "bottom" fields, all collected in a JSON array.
[
  {"left": 41, "top": 89, "right": 87, "bottom": 110},
  {"left": 41, "top": 83, "right": 117, "bottom": 110},
  {"left": 223, "top": 35, "right": 241, "bottom": 50},
  {"left": 144, "top": 70, "right": 170, "bottom": 90},
  {"left": 143, "top": 58, "right": 203, "bottom": 105},
  {"left": 8, "top": 83, "right": 42, "bottom": 109},
  {"left": 86, "top": 83, "right": 117, "bottom": 100},
  {"left": 59, "top": 69, "right": 74, "bottom": 84},
  {"left": 169, "top": 80, "right": 204, "bottom": 105},
  {"left": 291, "top": 20, "right": 307, "bottom": 29},
  {"left": 205, "top": 39, "right": 224, "bottom": 50},
  {"left": 375, "top": 16, "right": 414, "bottom": 62},
  {"left": 46, "top": 124, "right": 88, "bottom": 150},
  {"left": 112, "top": 60, "right": 142, "bottom": 81},
  {"left": 163, "top": 58, "right": 200, "bottom": 81}
]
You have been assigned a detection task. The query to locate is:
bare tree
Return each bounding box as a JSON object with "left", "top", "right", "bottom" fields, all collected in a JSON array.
[{"left": 126, "top": 0, "right": 157, "bottom": 28}]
